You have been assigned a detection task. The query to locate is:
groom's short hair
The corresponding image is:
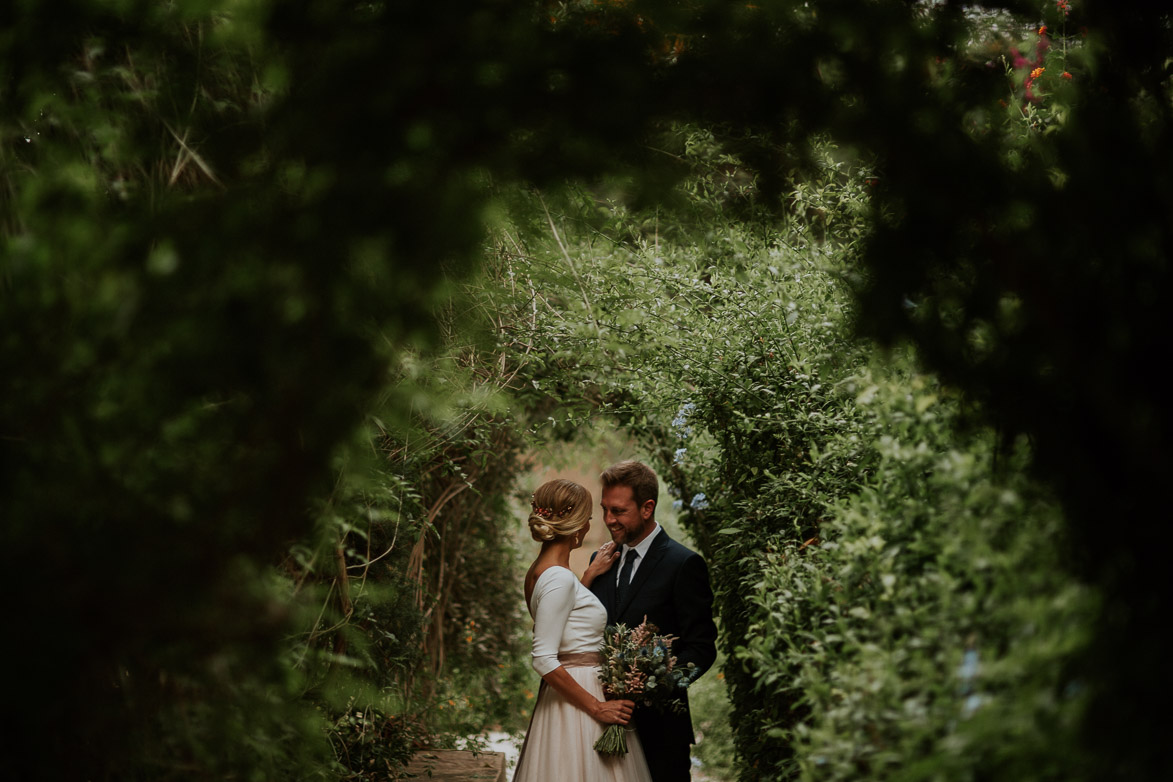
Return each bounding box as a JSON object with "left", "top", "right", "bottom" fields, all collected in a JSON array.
[{"left": 600, "top": 460, "right": 658, "bottom": 511}]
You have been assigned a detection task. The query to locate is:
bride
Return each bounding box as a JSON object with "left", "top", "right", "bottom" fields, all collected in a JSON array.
[{"left": 512, "top": 478, "right": 653, "bottom": 782}]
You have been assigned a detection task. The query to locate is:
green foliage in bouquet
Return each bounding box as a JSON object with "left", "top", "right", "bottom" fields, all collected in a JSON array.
[{"left": 594, "top": 620, "right": 698, "bottom": 756}]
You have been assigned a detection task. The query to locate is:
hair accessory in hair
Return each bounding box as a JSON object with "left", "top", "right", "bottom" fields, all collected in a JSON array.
[{"left": 531, "top": 494, "right": 575, "bottom": 519}]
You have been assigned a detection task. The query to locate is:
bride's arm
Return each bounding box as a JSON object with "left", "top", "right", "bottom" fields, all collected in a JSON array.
[
  {"left": 531, "top": 569, "right": 633, "bottom": 725},
  {"left": 540, "top": 667, "right": 633, "bottom": 725},
  {"left": 580, "top": 541, "right": 619, "bottom": 588}
]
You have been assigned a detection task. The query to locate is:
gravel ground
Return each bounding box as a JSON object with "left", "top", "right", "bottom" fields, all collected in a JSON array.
[{"left": 480, "top": 732, "right": 724, "bottom": 781}]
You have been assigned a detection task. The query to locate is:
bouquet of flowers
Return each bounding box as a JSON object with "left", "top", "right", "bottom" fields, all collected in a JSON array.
[{"left": 593, "top": 618, "right": 698, "bottom": 756}]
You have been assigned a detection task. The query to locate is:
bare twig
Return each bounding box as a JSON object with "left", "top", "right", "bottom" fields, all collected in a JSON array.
[
  {"left": 540, "top": 196, "right": 599, "bottom": 330},
  {"left": 164, "top": 121, "right": 223, "bottom": 188},
  {"left": 347, "top": 513, "right": 401, "bottom": 572},
  {"left": 333, "top": 541, "right": 353, "bottom": 654}
]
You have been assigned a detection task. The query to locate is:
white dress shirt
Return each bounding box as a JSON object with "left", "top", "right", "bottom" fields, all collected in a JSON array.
[{"left": 616, "top": 523, "right": 662, "bottom": 586}]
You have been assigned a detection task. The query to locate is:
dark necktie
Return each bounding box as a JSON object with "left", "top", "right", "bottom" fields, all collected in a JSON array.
[{"left": 615, "top": 549, "right": 639, "bottom": 607}]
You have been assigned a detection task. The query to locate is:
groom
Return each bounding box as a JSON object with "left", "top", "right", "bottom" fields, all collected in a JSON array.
[{"left": 588, "top": 460, "right": 718, "bottom": 781}]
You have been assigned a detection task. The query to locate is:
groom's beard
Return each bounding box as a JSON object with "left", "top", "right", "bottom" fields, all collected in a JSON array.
[{"left": 610, "top": 519, "right": 650, "bottom": 546}]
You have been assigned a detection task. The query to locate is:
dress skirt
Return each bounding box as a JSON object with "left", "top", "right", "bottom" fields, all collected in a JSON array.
[{"left": 512, "top": 665, "right": 653, "bottom": 782}]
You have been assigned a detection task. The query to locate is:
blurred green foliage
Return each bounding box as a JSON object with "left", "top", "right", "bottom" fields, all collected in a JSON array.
[
  {"left": 3, "top": 0, "right": 1169, "bottom": 780},
  {"left": 0, "top": 0, "right": 631, "bottom": 776}
]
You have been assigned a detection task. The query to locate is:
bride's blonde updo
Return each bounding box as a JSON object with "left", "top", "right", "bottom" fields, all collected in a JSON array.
[{"left": 527, "top": 478, "right": 591, "bottom": 543}]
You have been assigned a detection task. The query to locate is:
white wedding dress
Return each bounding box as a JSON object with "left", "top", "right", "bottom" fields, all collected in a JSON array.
[{"left": 512, "top": 566, "right": 653, "bottom": 782}]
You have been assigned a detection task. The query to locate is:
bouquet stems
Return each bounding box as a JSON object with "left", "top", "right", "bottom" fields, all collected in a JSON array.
[{"left": 594, "top": 723, "right": 629, "bottom": 756}]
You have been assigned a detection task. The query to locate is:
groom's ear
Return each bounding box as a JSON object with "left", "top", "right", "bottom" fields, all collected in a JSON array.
[{"left": 640, "top": 499, "right": 655, "bottom": 520}]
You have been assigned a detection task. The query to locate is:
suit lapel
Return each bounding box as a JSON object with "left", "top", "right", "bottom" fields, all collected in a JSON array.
[
  {"left": 590, "top": 552, "right": 617, "bottom": 622},
  {"left": 599, "top": 567, "right": 616, "bottom": 621},
  {"left": 615, "top": 529, "right": 670, "bottom": 620}
]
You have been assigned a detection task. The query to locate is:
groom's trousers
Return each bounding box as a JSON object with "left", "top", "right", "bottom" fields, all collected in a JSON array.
[{"left": 634, "top": 706, "right": 692, "bottom": 781}]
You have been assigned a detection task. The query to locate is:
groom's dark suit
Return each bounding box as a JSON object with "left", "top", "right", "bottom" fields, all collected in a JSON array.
[{"left": 590, "top": 529, "right": 718, "bottom": 782}]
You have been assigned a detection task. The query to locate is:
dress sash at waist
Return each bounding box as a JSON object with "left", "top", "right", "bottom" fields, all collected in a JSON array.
[{"left": 558, "top": 652, "right": 602, "bottom": 668}]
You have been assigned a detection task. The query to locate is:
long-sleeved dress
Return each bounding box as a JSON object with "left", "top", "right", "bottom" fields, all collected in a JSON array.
[{"left": 512, "top": 566, "right": 653, "bottom": 782}]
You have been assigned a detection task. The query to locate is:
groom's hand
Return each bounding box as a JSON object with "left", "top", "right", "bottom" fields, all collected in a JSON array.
[{"left": 581, "top": 541, "right": 620, "bottom": 588}]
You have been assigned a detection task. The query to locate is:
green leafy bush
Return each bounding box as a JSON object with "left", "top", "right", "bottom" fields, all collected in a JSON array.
[
  {"left": 496, "top": 122, "right": 1098, "bottom": 780},
  {"left": 740, "top": 369, "right": 1096, "bottom": 780}
]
